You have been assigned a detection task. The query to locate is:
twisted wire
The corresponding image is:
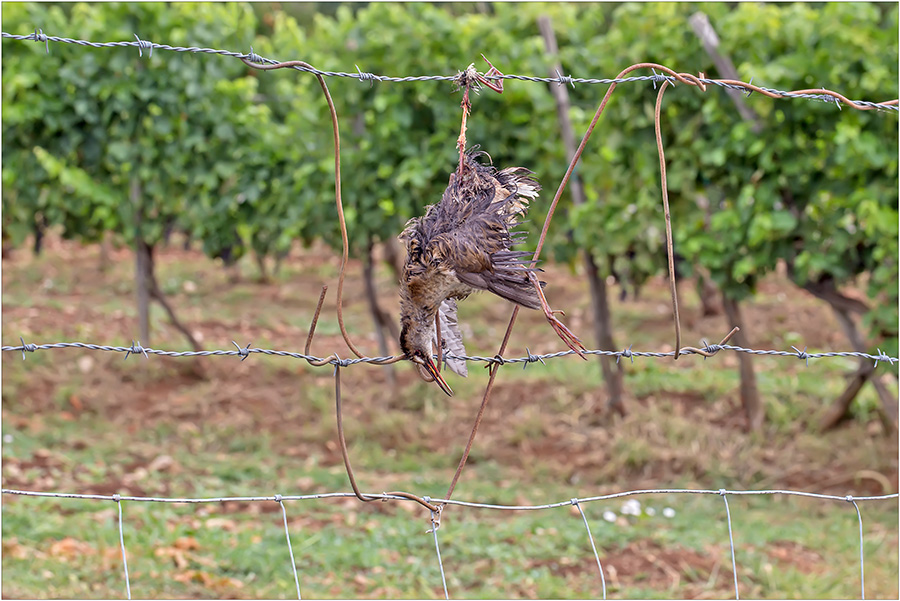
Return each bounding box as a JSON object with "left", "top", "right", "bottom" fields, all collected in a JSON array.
[{"left": 2, "top": 31, "right": 897, "bottom": 112}]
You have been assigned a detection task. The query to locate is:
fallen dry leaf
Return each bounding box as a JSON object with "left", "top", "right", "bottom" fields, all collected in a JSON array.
[{"left": 49, "top": 537, "right": 94, "bottom": 560}]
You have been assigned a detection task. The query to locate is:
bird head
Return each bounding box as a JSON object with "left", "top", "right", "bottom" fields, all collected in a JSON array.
[{"left": 401, "top": 324, "right": 453, "bottom": 396}]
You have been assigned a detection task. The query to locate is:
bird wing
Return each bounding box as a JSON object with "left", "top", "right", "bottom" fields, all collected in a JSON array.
[
  {"left": 434, "top": 299, "right": 468, "bottom": 377},
  {"left": 452, "top": 247, "right": 542, "bottom": 310}
]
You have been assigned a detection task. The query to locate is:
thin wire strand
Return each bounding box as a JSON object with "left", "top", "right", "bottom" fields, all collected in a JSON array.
[
  {"left": 849, "top": 497, "right": 866, "bottom": 600},
  {"left": 278, "top": 497, "right": 303, "bottom": 600},
  {"left": 115, "top": 496, "right": 132, "bottom": 601},
  {"left": 573, "top": 500, "right": 607, "bottom": 600},
  {"left": 4, "top": 488, "right": 894, "bottom": 509},
  {"left": 721, "top": 491, "right": 739, "bottom": 600},
  {"left": 430, "top": 509, "right": 450, "bottom": 600}
]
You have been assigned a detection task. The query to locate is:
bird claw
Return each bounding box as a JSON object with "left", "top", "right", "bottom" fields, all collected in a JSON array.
[{"left": 546, "top": 313, "right": 587, "bottom": 359}]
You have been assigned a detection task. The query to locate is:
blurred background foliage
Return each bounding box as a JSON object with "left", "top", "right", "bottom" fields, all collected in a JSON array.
[{"left": 2, "top": 1, "right": 897, "bottom": 355}]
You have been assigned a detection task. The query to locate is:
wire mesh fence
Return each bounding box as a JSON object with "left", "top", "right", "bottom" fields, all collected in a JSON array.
[
  {"left": 2, "top": 23, "right": 898, "bottom": 601},
  {"left": 2, "top": 487, "right": 897, "bottom": 600}
]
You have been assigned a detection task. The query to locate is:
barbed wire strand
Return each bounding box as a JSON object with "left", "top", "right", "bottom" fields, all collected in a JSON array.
[
  {"left": 850, "top": 497, "right": 866, "bottom": 600},
  {"left": 3, "top": 340, "right": 898, "bottom": 368},
  {"left": 114, "top": 495, "right": 132, "bottom": 601},
  {"left": 720, "top": 490, "right": 739, "bottom": 600},
  {"left": 573, "top": 499, "right": 607, "bottom": 600},
  {"left": 277, "top": 496, "right": 303, "bottom": 600},
  {"left": 1, "top": 31, "right": 898, "bottom": 112}
]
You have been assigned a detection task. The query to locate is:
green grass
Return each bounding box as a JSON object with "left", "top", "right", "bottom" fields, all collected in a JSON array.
[{"left": 2, "top": 235, "right": 898, "bottom": 598}]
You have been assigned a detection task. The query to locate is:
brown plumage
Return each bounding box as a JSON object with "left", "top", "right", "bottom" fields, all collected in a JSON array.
[{"left": 399, "top": 150, "right": 585, "bottom": 396}]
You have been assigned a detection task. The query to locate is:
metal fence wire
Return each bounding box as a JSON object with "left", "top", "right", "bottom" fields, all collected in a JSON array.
[
  {"left": 2, "top": 26, "right": 899, "bottom": 601},
  {"left": 2, "top": 29, "right": 899, "bottom": 112},
  {"left": 1, "top": 487, "right": 897, "bottom": 600}
]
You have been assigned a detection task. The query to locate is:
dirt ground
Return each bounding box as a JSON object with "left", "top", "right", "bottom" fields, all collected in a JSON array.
[
  {"left": 3, "top": 233, "right": 897, "bottom": 496},
  {"left": 2, "top": 234, "right": 898, "bottom": 599}
]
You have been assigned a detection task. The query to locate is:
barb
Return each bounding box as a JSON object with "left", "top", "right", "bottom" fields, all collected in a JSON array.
[
  {"left": 2, "top": 31, "right": 897, "bottom": 111},
  {"left": 277, "top": 496, "right": 303, "bottom": 600},
  {"left": 3, "top": 340, "right": 897, "bottom": 367}
]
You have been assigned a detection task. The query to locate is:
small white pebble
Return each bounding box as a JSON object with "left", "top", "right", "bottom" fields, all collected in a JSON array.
[
  {"left": 621, "top": 499, "right": 642, "bottom": 516},
  {"left": 2, "top": 434, "right": 12, "bottom": 444},
  {"left": 645, "top": 506, "right": 656, "bottom": 516},
  {"left": 602, "top": 510, "right": 617, "bottom": 523},
  {"left": 663, "top": 507, "right": 676, "bottom": 518}
]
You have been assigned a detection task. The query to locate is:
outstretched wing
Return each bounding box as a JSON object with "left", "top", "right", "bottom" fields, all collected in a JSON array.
[{"left": 434, "top": 157, "right": 544, "bottom": 310}]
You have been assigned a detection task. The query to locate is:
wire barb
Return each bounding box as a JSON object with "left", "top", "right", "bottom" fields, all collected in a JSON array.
[
  {"left": 244, "top": 46, "right": 264, "bottom": 65},
  {"left": 555, "top": 68, "right": 575, "bottom": 89},
  {"left": 355, "top": 64, "right": 376, "bottom": 86},
  {"left": 791, "top": 345, "right": 810, "bottom": 367},
  {"left": 18, "top": 336, "right": 36, "bottom": 360},
  {"left": 123, "top": 340, "right": 148, "bottom": 361},
  {"left": 232, "top": 341, "right": 253, "bottom": 361},
  {"left": 132, "top": 33, "right": 152, "bottom": 58},
  {"left": 33, "top": 27, "right": 49, "bottom": 54}
]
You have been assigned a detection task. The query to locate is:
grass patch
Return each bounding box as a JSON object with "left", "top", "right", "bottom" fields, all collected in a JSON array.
[{"left": 2, "top": 235, "right": 897, "bottom": 598}]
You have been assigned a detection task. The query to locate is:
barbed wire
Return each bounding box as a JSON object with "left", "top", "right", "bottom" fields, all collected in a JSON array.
[
  {"left": 2, "top": 30, "right": 898, "bottom": 112},
  {"left": 3, "top": 339, "right": 897, "bottom": 369},
  {"left": 2, "top": 487, "right": 895, "bottom": 600}
]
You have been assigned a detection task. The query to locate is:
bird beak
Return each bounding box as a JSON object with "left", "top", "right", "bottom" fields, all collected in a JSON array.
[{"left": 424, "top": 356, "right": 454, "bottom": 397}]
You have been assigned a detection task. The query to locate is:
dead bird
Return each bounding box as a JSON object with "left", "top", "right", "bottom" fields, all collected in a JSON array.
[{"left": 399, "top": 150, "right": 586, "bottom": 396}]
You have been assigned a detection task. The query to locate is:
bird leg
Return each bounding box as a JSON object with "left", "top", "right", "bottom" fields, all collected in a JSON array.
[
  {"left": 527, "top": 271, "right": 587, "bottom": 359},
  {"left": 457, "top": 86, "right": 470, "bottom": 175},
  {"left": 475, "top": 54, "right": 505, "bottom": 94},
  {"left": 457, "top": 57, "right": 504, "bottom": 175},
  {"left": 434, "top": 312, "right": 443, "bottom": 373}
]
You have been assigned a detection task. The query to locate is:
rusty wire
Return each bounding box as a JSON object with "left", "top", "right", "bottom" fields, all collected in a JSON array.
[
  {"left": 239, "top": 57, "right": 364, "bottom": 361},
  {"left": 654, "top": 78, "right": 682, "bottom": 359}
]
